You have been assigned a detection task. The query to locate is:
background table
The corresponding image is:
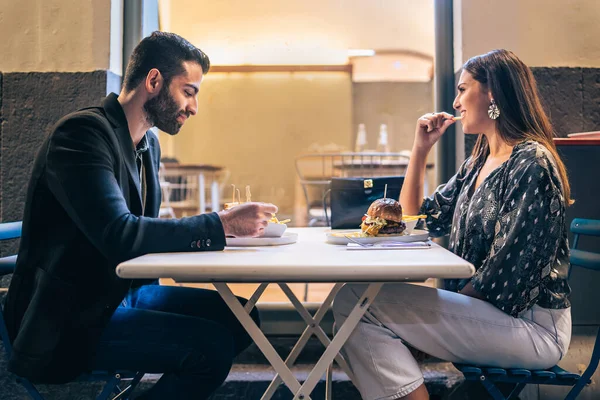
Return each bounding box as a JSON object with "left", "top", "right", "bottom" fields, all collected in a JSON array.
[{"left": 161, "top": 163, "right": 225, "bottom": 214}]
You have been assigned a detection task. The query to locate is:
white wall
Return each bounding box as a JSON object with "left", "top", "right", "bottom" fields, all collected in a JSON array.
[
  {"left": 0, "top": 0, "right": 114, "bottom": 72},
  {"left": 455, "top": 0, "right": 600, "bottom": 69},
  {"left": 162, "top": 0, "right": 435, "bottom": 65}
]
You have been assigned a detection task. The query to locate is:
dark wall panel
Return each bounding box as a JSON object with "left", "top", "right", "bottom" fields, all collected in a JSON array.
[{"left": 0, "top": 70, "right": 121, "bottom": 258}]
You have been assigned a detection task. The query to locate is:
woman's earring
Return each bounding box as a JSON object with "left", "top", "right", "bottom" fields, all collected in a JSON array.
[{"left": 488, "top": 99, "right": 500, "bottom": 120}]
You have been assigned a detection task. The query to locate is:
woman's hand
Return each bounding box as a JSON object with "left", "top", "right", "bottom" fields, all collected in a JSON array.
[
  {"left": 414, "top": 112, "right": 456, "bottom": 154},
  {"left": 459, "top": 281, "right": 486, "bottom": 300}
]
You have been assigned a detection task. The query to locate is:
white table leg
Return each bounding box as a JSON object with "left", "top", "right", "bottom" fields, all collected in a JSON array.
[
  {"left": 326, "top": 363, "right": 333, "bottom": 400},
  {"left": 245, "top": 283, "right": 269, "bottom": 313},
  {"left": 213, "top": 282, "right": 308, "bottom": 398},
  {"left": 292, "top": 283, "right": 383, "bottom": 400},
  {"left": 198, "top": 173, "right": 206, "bottom": 214},
  {"left": 278, "top": 283, "right": 354, "bottom": 380},
  {"left": 261, "top": 283, "right": 349, "bottom": 400}
]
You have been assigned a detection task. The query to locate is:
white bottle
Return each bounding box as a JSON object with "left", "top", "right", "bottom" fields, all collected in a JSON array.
[
  {"left": 377, "top": 124, "right": 390, "bottom": 153},
  {"left": 355, "top": 123, "right": 367, "bottom": 153}
]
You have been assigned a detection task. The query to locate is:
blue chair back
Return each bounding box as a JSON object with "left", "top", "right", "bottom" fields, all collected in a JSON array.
[
  {"left": 0, "top": 221, "right": 144, "bottom": 400},
  {"left": 454, "top": 218, "right": 600, "bottom": 400}
]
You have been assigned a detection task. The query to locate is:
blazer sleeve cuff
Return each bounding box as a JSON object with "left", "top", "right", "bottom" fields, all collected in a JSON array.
[{"left": 188, "top": 212, "right": 226, "bottom": 251}]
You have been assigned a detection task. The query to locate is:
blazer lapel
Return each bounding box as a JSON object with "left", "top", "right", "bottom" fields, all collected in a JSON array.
[
  {"left": 117, "top": 126, "right": 144, "bottom": 213},
  {"left": 102, "top": 94, "right": 143, "bottom": 213},
  {"left": 143, "top": 135, "right": 161, "bottom": 217}
]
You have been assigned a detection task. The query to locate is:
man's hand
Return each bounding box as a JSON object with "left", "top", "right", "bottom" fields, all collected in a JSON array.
[{"left": 217, "top": 202, "right": 278, "bottom": 238}]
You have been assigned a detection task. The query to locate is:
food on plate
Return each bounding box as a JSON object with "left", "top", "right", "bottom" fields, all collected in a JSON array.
[
  {"left": 330, "top": 231, "right": 366, "bottom": 238},
  {"left": 224, "top": 202, "right": 240, "bottom": 210},
  {"left": 361, "top": 198, "right": 406, "bottom": 236},
  {"left": 224, "top": 185, "right": 291, "bottom": 224},
  {"left": 403, "top": 214, "right": 427, "bottom": 221},
  {"left": 270, "top": 215, "right": 291, "bottom": 225},
  {"left": 360, "top": 198, "right": 427, "bottom": 237}
]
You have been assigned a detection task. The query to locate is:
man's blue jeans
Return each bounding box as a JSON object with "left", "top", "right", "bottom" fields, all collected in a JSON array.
[{"left": 89, "top": 284, "right": 259, "bottom": 399}]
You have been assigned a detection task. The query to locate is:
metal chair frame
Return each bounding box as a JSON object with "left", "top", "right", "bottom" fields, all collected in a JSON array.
[
  {"left": 455, "top": 218, "right": 600, "bottom": 400},
  {"left": 0, "top": 221, "right": 145, "bottom": 400}
]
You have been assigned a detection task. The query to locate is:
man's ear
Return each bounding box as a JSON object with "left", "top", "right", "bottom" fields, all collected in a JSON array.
[{"left": 145, "top": 68, "right": 163, "bottom": 96}]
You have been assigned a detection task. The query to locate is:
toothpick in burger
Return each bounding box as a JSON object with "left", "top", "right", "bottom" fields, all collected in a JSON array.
[{"left": 361, "top": 198, "right": 407, "bottom": 236}]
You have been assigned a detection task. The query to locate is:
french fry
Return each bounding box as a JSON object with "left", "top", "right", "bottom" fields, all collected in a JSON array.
[
  {"left": 402, "top": 214, "right": 427, "bottom": 221},
  {"left": 245, "top": 185, "right": 251, "bottom": 203},
  {"left": 269, "top": 214, "right": 291, "bottom": 225}
]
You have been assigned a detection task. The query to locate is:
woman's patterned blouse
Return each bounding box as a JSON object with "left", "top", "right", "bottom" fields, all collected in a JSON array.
[{"left": 419, "top": 141, "right": 571, "bottom": 317}]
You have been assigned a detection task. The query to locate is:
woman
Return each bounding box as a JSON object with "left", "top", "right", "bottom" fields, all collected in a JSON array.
[{"left": 332, "top": 49, "right": 572, "bottom": 400}]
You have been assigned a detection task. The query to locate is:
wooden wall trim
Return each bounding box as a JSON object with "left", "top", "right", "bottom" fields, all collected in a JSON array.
[
  {"left": 554, "top": 138, "right": 600, "bottom": 146},
  {"left": 209, "top": 65, "right": 353, "bottom": 73}
]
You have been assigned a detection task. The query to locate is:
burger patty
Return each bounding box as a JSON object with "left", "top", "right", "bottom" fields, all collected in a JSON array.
[{"left": 378, "top": 221, "right": 406, "bottom": 235}]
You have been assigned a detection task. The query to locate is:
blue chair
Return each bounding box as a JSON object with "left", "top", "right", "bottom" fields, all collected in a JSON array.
[
  {"left": 0, "top": 221, "right": 145, "bottom": 400},
  {"left": 454, "top": 218, "right": 600, "bottom": 400}
]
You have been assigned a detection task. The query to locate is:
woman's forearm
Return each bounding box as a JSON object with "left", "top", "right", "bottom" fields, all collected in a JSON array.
[
  {"left": 459, "top": 281, "right": 486, "bottom": 300},
  {"left": 400, "top": 147, "right": 429, "bottom": 215}
]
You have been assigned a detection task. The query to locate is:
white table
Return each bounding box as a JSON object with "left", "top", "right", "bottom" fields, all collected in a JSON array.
[{"left": 116, "top": 228, "right": 475, "bottom": 400}]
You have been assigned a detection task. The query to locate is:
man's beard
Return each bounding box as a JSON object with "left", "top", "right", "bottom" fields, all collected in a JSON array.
[{"left": 143, "top": 85, "right": 188, "bottom": 135}]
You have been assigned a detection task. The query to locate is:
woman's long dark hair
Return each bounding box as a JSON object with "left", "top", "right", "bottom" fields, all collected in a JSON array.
[{"left": 463, "top": 49, "right": 572, "bottom": 204}]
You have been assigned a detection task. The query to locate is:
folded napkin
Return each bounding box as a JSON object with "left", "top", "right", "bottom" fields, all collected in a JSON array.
[{"left": 346, "top": 241, "right": 431, "bottom": 250}]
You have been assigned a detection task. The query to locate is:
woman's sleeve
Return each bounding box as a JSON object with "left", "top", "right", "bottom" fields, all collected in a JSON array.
[
  {"left": 470, "top": 158, "right": 565, "bottom": 317},
  {"left": 418, "top": 158, "right": 472, "bottom": 237}
]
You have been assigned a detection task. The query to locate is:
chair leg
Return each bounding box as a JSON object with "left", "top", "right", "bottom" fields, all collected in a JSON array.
[
  {"left": 325, "top": 363, "right": 332, "bottom": 400},
  {"left": 479, "top": 376, "right": 507, "bottom": 400},
  {"left": 564, "top": 378, "right": 590, "bottom": 400},
  {"left": 16, "top": 377, "right": 45, "bottom": 400},
  {"left": 96, "top": 374, "right": 121, "bottom": 400},
  {"left": 116, "top": 372, "right": 145, "bottom": 400},
  {"left": 506, "top": 382, "right": 527, "bottom": 400}
]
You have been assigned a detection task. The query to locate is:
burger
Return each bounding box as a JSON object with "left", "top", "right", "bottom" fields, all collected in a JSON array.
[{"left": 360, "top": 198, "right": 407, "bottom": 236}]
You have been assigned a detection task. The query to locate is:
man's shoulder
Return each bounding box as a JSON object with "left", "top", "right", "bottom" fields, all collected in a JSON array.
[{"left": 55, "top": 106, "right": 111, "bottom": 132}]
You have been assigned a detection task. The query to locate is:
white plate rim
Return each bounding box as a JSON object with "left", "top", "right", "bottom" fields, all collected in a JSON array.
[
  {"left": 325, "top": 229, "right": 430, "bottom": 245},
  {"left": 226, "top": 232, "right": 298, "bottom": 247}
]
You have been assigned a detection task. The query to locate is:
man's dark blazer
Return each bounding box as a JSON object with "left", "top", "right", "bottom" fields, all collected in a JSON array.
[{"left": 3, "top": 93, "right": 226, "bottom": 383}]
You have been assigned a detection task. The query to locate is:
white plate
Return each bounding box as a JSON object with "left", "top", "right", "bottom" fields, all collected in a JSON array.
[
  {"left": 226, "top": 232, "right": 298, "bottom": 247},
  {"left": 325, "top": 229, "right": 430, "bottom": 245}
]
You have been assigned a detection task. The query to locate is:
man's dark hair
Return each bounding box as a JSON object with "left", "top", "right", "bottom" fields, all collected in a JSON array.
[{"left": 123, "top": 31, "right": 210, "bottom": 92}]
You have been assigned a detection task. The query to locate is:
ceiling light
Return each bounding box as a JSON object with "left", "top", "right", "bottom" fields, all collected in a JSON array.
[{"left": 347, "top": 49, "right": 375, "bottom": 57}]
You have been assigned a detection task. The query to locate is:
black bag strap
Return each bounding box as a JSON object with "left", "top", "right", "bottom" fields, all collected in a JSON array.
[{"left": 323, "top": 188, "right": 332, "bottom": 227}]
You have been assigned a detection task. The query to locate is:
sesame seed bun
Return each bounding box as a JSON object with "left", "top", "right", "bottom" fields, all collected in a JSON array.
[{"left": 366, "top": 198, "right": 403, "bottom": 223}]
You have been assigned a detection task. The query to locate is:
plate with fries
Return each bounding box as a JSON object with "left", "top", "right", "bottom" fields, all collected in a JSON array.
[{"left": 226, "top": 232, "right": 298, "bottom": 247}]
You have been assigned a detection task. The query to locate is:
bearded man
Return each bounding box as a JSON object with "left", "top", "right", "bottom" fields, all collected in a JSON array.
[{"left": 4, "top": 31, "right": 275, "bottom": 400}]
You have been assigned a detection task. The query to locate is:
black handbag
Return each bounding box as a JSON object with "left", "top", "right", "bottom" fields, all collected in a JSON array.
[{"left": 326, "top": 176, "right": 405, "bottom": 229}]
